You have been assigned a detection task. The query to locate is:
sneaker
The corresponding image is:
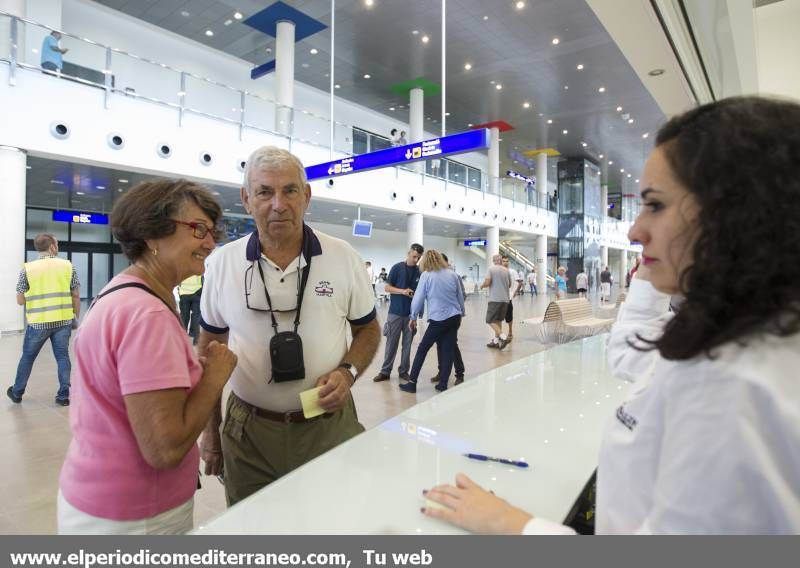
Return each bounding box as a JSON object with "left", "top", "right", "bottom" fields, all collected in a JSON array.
[
  {"left": 497, "top": 338, "right": 510, "bottom": 350},
  {"left": 399, "top": 382, "right": 417, "bottom": 393},
  {"left": 434, "top": 383, "right": 448, "bottom": 392},
  {"left": 398, "top": 373, "right": 411, "bottom": 382},
  {"left": 429, "top": 374, "right": 440, "bottom": 383},
  {"left": 372, "top": 373, "right": 390, "bottom": 382},
  {"left": 454, "top": 376, "right": 464, "bottom": 385},
  {"left": 6, "top": 387, "right": 21, "bottom": 404},
  {"left": 486, "top": 341, "right": 500, "bottom": 349},
  {"left": 55, "top": 397, "right": 70, "bottom": 407}
]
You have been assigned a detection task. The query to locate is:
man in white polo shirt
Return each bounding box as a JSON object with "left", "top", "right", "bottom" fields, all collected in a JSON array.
[{"left": 198, "top": 146, "right": 380, "bottom": 506}]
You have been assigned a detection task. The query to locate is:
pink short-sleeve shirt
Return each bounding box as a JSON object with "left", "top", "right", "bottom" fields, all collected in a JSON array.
[{"left": 59, "top": 274, "right": 202, "bottom": 521}]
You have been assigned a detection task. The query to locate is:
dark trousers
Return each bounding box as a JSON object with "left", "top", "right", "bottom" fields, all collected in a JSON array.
[
  {"left": 409, "top": 315, "right": 461, "bottom": 388},
  {"left": 436, "top": 342, "right": 464, "bottom": 377},
  {"left": 179, "top": 291, "right": 202, "bottom": 344}
]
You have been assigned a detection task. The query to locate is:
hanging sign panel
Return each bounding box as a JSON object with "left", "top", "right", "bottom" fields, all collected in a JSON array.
[
  {"left": 305, "top": 129, "right": 491, "bottom": 181},
  {"left": 52, "top": 210, "right": 109, "bottom": 225}
]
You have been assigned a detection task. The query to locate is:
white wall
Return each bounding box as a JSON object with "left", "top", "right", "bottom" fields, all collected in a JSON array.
[{"left": 755, "top": 0, "right": 800, "bottom": 100}]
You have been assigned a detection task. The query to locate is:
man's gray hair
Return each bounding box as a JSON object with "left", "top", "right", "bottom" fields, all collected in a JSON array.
[{"left": 242, "top": 146, "right": 307, "bottom": 193}]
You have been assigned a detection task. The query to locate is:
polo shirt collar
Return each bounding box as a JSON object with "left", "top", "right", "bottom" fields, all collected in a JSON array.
[{"left": 245, "top": 223, "right": 322, "bottom": 262}]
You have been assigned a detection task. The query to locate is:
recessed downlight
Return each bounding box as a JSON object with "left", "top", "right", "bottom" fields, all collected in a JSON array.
[
  {"left": 551, "top": 37, "right": 560, "bottom": 45},
  {"left": 598, "top": 86, "right": 606, "bottom": 93},
  {"left": 234, "top": 12, "right": 243, "bottom": 20},
  {"left": 421, "top": 35, "right": 429, "bottom": 43},
  {"left": 310, "top": 48, "right": 318, "bottom": 55},
  {"left": 464, "top": 62, "right": 472, "bottom": 70},
  {"left": 523, "top": 102, "right": 530, "bottom": 109},
  {"left": 576, "top": 64, "right": 584, "bottom": 70},
  {"left": 205, "top": 30, "right": 214, "bottom": 37}
]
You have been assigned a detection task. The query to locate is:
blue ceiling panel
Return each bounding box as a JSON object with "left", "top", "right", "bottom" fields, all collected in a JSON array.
[{"left": 243, "top": 1, "right": 327, "bottom": 42}]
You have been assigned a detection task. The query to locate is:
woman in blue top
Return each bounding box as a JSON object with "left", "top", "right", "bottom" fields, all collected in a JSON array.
[
  {"left": 399, "top": 250, "right": 465, "bottom": 394},
  {"left": 555, "top": 266, "right": 568, "bottom": 299}
]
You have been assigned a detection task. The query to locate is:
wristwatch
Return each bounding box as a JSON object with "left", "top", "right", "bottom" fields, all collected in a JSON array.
[{"left": 337, "top": 362, "right": 357, "bottom": 383}]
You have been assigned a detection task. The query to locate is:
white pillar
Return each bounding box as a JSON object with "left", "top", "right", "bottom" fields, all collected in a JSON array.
[
  {"left": 486, "top": 225, "right": 500, "bottom": 268},
  {"left": 535, "top": 234, "right": 547, "bottom": 295},
  {"left": 407, "top": 213, "right": 423, "bottom": 249},
  {"left": 409, "top": 87, "right": 424, "bottom": 173},
  {"left": 275, "top": 20, "right": 295, "bottom": 137},
  {"left": 0, "top": 0, "right": 25, "bottom": 62},
  {"left": 488, "top": 127, "right": 500, "bottom": 195},
  {"left": 535, "top": 151, "right": 548, "bottom": 208},
  {"left": 0, "top": 146, "right": 26, "bottom": 332},
  {"left": 601, "top": 246, "right": 609, "bottom": 270},
  {"left": 618, "top": 248, "right": 628, "bottom": 292},
  {"left": 601, "top": 182, "right": 608, "bottom": 218}
]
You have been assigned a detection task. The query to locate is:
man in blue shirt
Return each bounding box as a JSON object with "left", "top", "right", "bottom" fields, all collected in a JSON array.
[
  {"left": 373, "top": 243, "right": 423, "bottom": 382},
  {"left": 41, "top": 31, "right": 68, "bottom": 73}
]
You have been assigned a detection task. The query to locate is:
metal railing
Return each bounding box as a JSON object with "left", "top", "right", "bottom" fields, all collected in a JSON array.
[{"left": 0, "top": 11, "right": 559, "bottom": 218}]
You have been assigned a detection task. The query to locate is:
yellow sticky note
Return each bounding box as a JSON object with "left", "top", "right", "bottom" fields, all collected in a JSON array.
[{"left": 299, "top": 387, "right": 326, "bottom": 419}]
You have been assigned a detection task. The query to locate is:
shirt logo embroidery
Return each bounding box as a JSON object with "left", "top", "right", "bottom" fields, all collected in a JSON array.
[
  {"left": 314, "top": 280, "right": 334, "bottom": 297},
  {"left": 615, "top": 404, "right": 638, "bottom": 431}
]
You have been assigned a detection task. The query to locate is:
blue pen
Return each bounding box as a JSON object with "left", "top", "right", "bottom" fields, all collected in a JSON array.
[{"left": 465, "top": 453, "right": 529, "bottom": 468}]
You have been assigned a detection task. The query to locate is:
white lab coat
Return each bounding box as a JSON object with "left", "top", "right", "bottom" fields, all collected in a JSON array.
[{"left": 525, "top": 277, "right": 800, "bottom": 534}]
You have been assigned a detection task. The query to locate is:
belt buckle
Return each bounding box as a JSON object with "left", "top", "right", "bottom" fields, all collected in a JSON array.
[{"left": 284, "top": 411, "right": 294, "bottom": 424}]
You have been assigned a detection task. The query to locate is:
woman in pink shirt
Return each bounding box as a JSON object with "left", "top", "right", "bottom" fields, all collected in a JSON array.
[{"left": 58, "top": 180, "right": 237, "bottom": 534}]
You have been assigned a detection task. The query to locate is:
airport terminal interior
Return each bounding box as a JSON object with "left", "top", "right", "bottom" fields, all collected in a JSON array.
[{"left": 0, "top": 0, "right": 798, "bottom": 534}]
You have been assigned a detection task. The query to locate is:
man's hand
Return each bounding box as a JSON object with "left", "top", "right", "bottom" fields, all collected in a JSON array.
[
  {"left": 315, "top": 368, "right": 353, "bottom": 412},
  {"left": 199, "top": 429, "right": 224, "bottom": 476},
  {"left": 409, "top": 319, "right": 417, "bottom": 332},
  {"left": 403, "top": 288, "right": 414, "bottom": 298}
]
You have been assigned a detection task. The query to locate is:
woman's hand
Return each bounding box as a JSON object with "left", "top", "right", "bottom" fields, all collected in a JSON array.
[
  {"left": 422, "top": 473, "right": 533, "bottom": 534},
  {"left": 200, "top": 341, "right": 237, "bottom": 387}
]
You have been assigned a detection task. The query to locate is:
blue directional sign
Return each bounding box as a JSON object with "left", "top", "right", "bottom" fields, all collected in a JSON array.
[
  {"left": 305, "top": 129, "right": 491, "bottom": 181},
  {"left": 506, "top": 170, "right": 536, "bottom": 185},
  {"left": 463, "top": 238, "right": 487, "bottom": 247},
  {"left": 52, "top": 210, "right": 109, "bottom": 225}
]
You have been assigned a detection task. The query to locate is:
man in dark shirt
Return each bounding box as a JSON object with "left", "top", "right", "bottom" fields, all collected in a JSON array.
[{"left": 373, "top": 243, "right": 424, "bottom": 382}]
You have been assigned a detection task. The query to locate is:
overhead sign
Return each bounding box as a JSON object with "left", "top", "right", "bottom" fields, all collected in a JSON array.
[
  {"left": 305, "top": 129, "right": 491, "bottom": 181},
  {"left": 506, "top": 170, "right": 536, "bottom": 185},
  {"left": 352, "top": 220, "right": 373, "bottom": 238},
  {"left": 52, "top": 210, "right": 109, "bottom": 225},
  {"left": 463, "top": 238, "right": 487, "bottom": 247}
]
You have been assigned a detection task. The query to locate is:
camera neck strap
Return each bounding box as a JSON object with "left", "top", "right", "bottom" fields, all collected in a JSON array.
[{"left": 255, "top": 249, "right": 312, "bottom": 336}]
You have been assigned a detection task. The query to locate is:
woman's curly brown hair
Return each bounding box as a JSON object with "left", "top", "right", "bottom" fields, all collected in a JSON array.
[{"left": 646, "top": 96, "right": 800, "bottom": 360}]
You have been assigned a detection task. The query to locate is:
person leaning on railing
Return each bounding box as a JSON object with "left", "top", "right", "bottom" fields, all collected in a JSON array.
[
  {"left": 421, "top": 96, "right": 800, "bottom": 534},
  {"left": 57, "top": 180, "right": 237, "bottom": 535}
]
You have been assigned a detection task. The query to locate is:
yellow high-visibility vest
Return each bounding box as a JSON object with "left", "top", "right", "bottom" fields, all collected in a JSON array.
[
  {"left": 178, "top": 274, "right": 203, "bottom": 295},
  {"left": 24, "top": 257, "right": 74, "bottom": 325}
]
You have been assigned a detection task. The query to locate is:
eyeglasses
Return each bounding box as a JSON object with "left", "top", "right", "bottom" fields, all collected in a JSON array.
[
  {"left": 173, "top": 219, "right": 218, "bottom": 241},
  {"left": 244, "top": 263, "right": 300, "bottom": 314}
]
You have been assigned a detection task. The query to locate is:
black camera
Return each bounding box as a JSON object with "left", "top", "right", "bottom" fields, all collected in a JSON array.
[{"left": 269, "top": 331, "right": 305, "bottom": 382}]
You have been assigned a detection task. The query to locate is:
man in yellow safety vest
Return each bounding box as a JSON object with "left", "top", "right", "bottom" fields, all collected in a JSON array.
[
  {"left": 7, "top": 234, "right": 80, "bottom": 406},
  {"left": 178, "top": 274, "right": 203, "bottom": 345}
]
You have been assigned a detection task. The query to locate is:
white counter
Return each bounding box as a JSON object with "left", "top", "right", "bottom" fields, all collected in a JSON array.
[{"left": 194, "top": 335, "right": 628, "bottom": 534}]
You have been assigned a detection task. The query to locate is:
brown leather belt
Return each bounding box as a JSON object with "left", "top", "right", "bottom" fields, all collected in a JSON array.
[{"left": 235, "top": 394, "right": 331, "bottom": 424}]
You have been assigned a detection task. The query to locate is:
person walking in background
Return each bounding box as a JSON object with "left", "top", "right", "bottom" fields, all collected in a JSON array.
[
  {"left": 399, "top": 250, "right": 465, "bottom": 394},
  {"left": 365, "top": 261, "right": 376, "bottom": 297},
  {"left": 378, "top": 267, "right": 388, "bottom": 282},
  {"left": 600, "top": 266, "right": 613, "bottom": 303},
  {"left": 398, "top": 130, "right": 408, "bottom": 145},
  {"left": 428, "top": 253, "right": 466, "bottom": 387},
  {"left": 555, "top": 266, "right": 568, "bottom": 299},
  {"left": 8, "top": 234, "right": 79, "bottom": 406},
  {"left": 527, "top": 269, "right": 537, "bottom": 296},
  {"left": 178, "top": 274, "right": 203, "bottom": 345},
  {"left": 389, "top": 129, "right": 400, "bottom": 146},
  {"left": 576, "top": 269, "right": 588, "bottom": 298},
  {"left": 481, "top": 254, "right": 511, "bottom": 350},
  {"left": 501, "top": 255, "right": 522, "bottom": 343},
  {"left": 373, "top": 244, "right": 424, "bottom": 382},
  {"left": 41, "top": 30, "right": 68, "bottom": 74}
]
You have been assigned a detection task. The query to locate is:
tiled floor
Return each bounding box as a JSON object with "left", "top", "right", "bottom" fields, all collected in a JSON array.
[{"left": 1, "top": 292, "right": 564, "bottom": 533}]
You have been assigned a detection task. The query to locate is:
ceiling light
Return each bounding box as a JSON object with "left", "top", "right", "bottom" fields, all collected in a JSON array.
[
  {"left": 483, "top": 16, "right": 489, "bottom": 21},
  {"left": 642, "top": 132, "right": 649, "bottom": 139},
  {"left": 627, "top": 173, "right": 632, "bottom": 178},
  {"left": 628, "top": 118, "right": 634, "bottom": 124},
  {"left": 95, "top": 185, "right": 105, "bottom": 190},
  {"left": 234, "top": 11, "right": 243, "bottom": 20},
  {"left": 76, "top": 191, "right": 85, "bottom": 195},
  {"left": 363, "top": 74, "right": 371, "bottom": 79},
  {"left": 620, "top": 168, "right": 625, "bottom": 172},
  {"left": 616, "top": 106, "right": 623, "bottom": 112},
  {"left": 412, "top": 30, "right": 419, "bottom": 35},
  {"left": 552, "top": 37, "right": 560, "bottom": 45},
  {"left": 495, "top": 83, "right": 502, "bottom": 90},
  {"left": 265, "top": 47, "right": 272, "bottom": 53},
  {"left": 50, "top": 180, "right": 64, "bottom": 185},
  {"left": 564, "top": 85, "right": 569, "bottom": 90},
  {"left": 608, "top": 160, "right": 613, "bottom": 165},
  {"left": 635, "top": 179, "right": 640, "bottom": 183},
  {"left": 467, "top": 123, "right": 473, "bottom": 127},
  {"left": 365, "top": 0, "right": 374, "bottom": 6},
  {"left": 599, "top": 154, "right": 604, "bottom": 158},
  {"left": 421, "top": 35, "right": 429, "bottom": 43},
  {"left": 562, "top": 129, "right": 568, "bottom": 134},
  {"left": 581, "top": 142, "right": 587, "bottom": 147},
  {"left": 389, "top": 107, "right": 395, "bottom": 111},
  {"left": 301, "top": 63, "right": 309, "bottom": 68},
  {"left": 310, "top": 48, "right": 318, "bottom": 55},
  {"left": 516, "top": 1, "right": 525, "bottom": 9},
  {"left": 464, "top": 62, "right": 472, "bottom": 70},
  {"left": 523, "top": 102, "right": 530, "bottom": 109},
  {"left": 119, "top": 179, "right": 128, "bottom": 183},
  {"left": 445, "top": 112, "right": 450, "bottom": 116},
  {"left": 598, "top": 86, "right": 606, "bottom": 93},
  {"left": 334, "top": 84, "right": 341, "bottom": 89},
  {"left": 224, "top": 19, "right": 233, "bottom": 26},
  {"left": 648, "top": 68, "right": 665, "bottom": 76},
  {"left": 576, "top": 64, "right": 584, "bottom": 70},
  {"left": 332, "top": 209, "right": 340, "bottom": 213},
  {"left": 180, "top": 11, "right": 190, "bottom": 17},
  {"left": 205, "top": 30, "right": 214, "bottom": 37},
  {"left": 547, "top": 119, "right": 553, "bottom": 124}
]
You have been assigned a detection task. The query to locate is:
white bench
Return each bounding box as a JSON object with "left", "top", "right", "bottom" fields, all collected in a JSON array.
[{"left": 538, "top": 298, "right": 614, "bottom": 343}]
